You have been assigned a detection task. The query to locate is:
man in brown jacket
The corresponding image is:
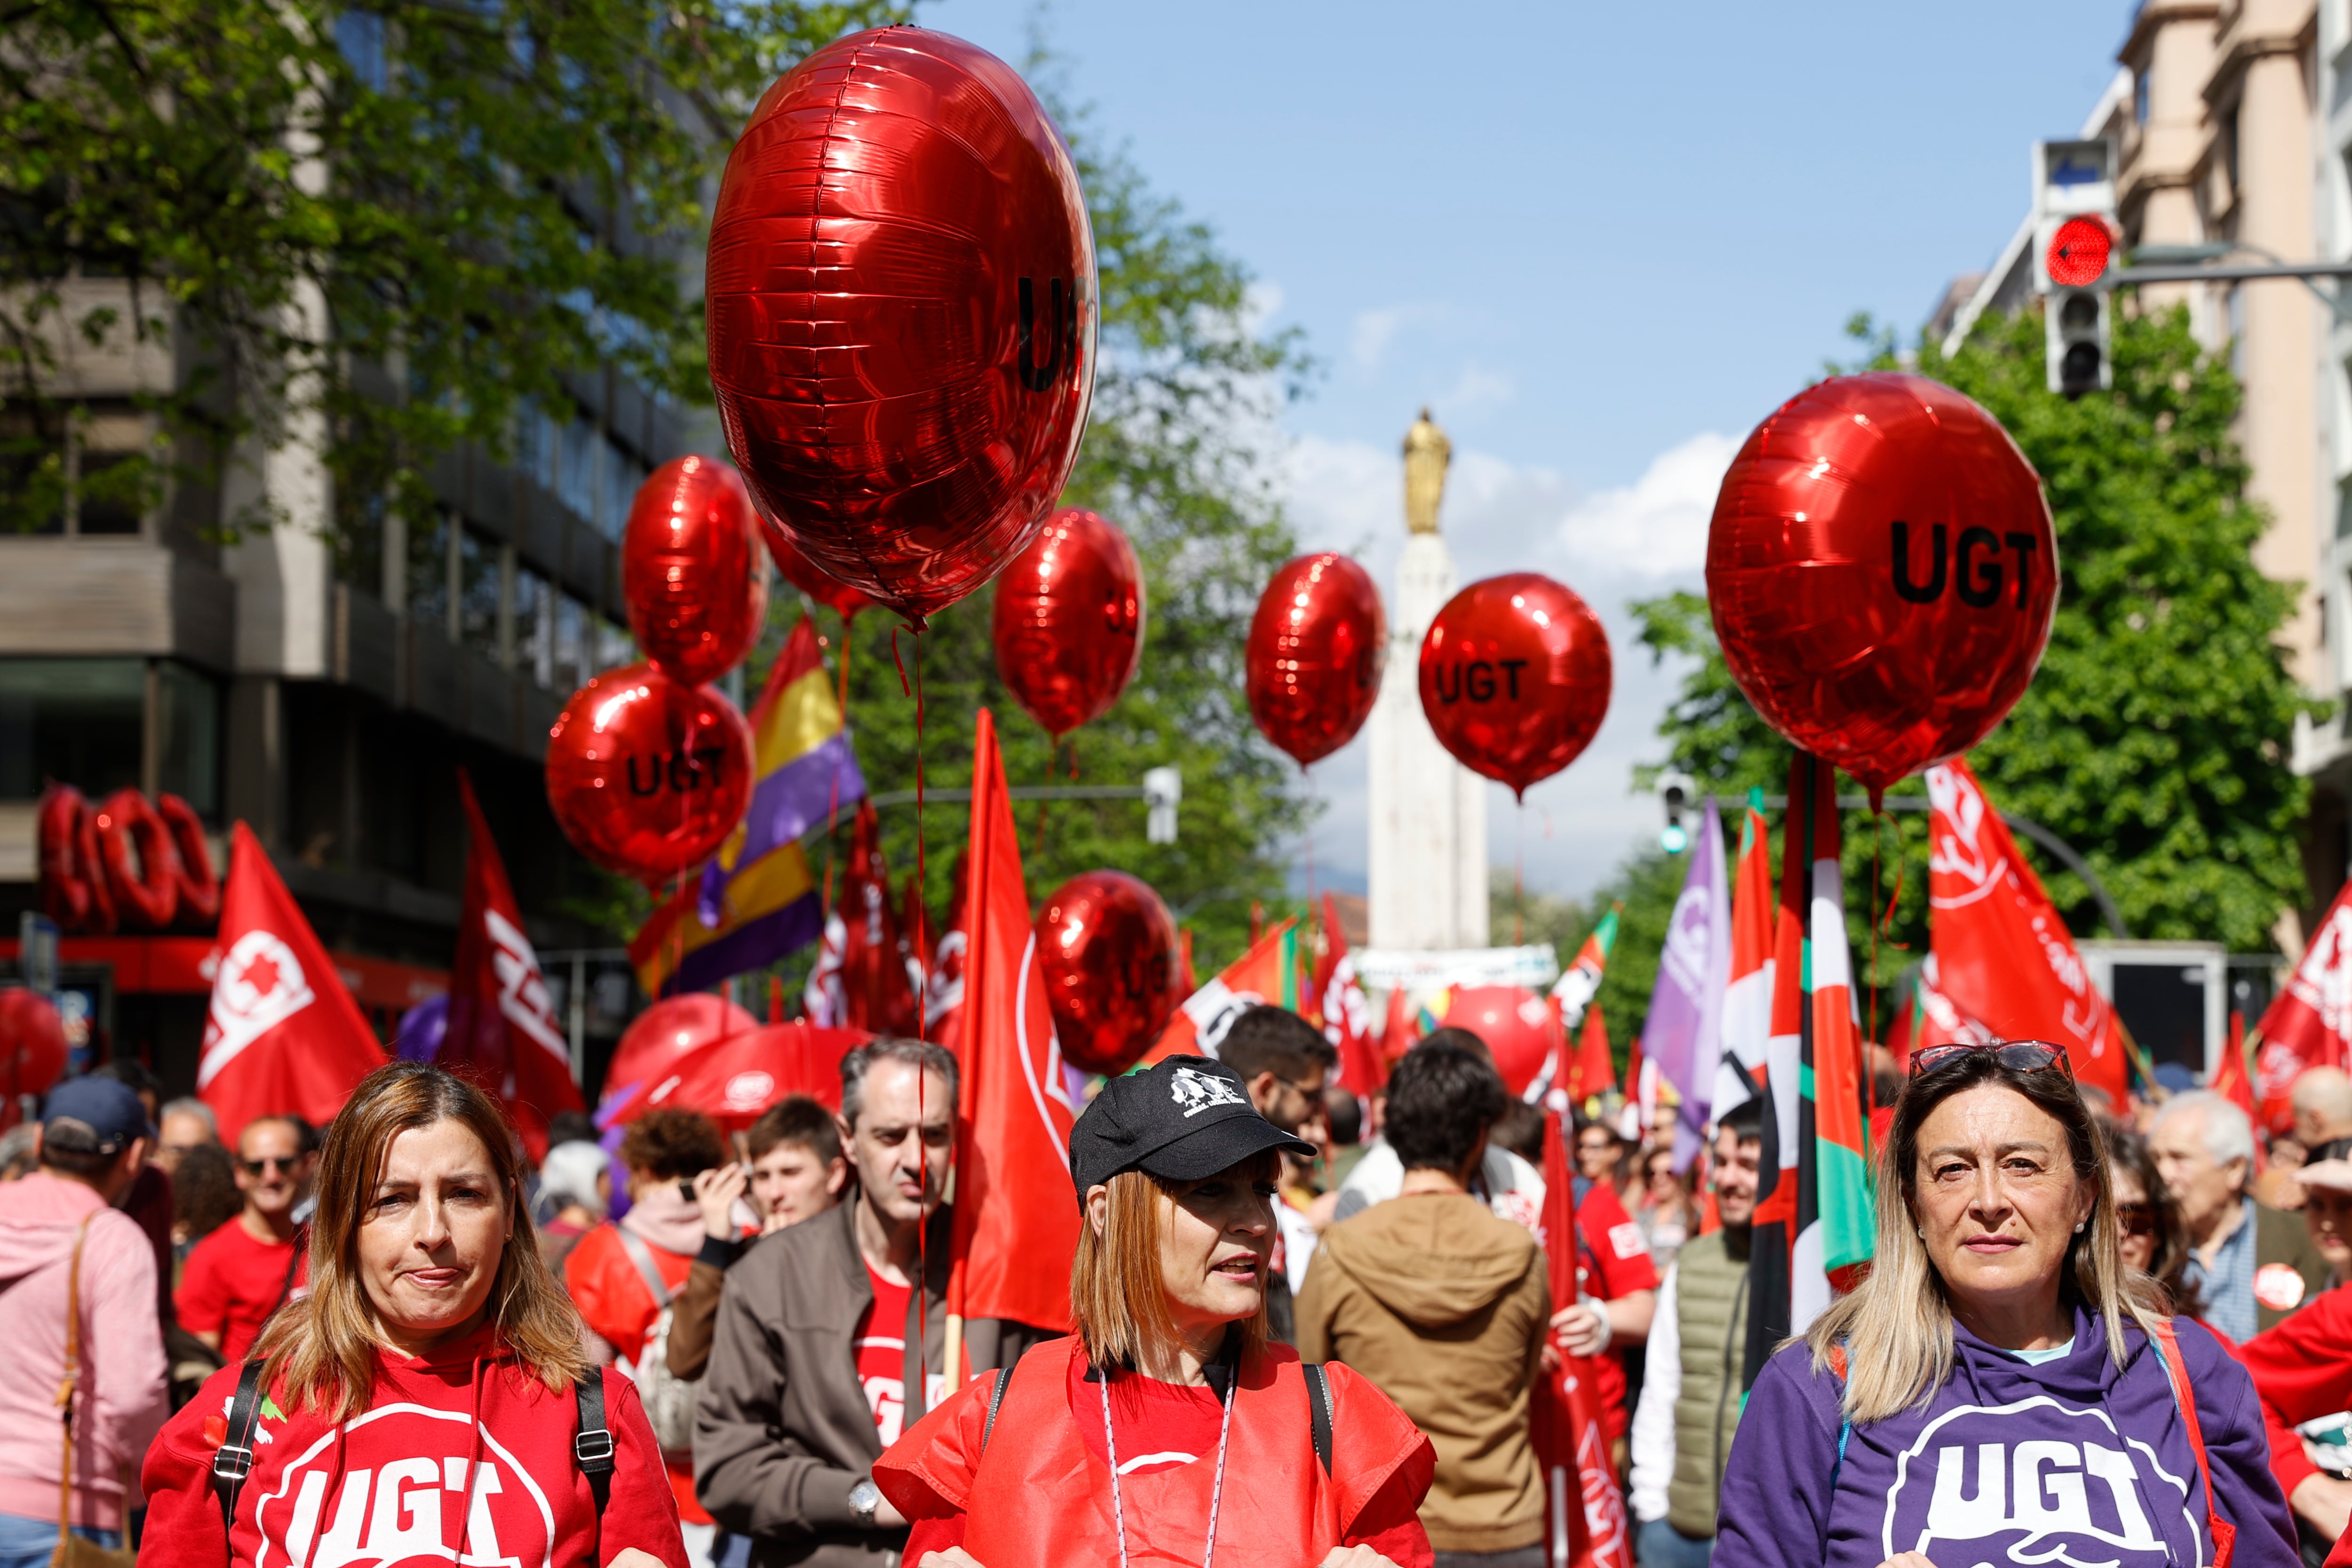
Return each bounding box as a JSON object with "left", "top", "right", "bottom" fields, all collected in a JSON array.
[{"left": 1296, "top": 1039, "right": 1551, "bottom": 1568}]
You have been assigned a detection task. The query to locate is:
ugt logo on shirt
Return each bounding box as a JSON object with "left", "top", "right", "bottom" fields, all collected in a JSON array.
[
  {"left": 250, "top": 1406, "right": 561, "bottom": 1568},
  {"left": 1880, "top": 1397, "right": 2201, "bottom": 1568}
]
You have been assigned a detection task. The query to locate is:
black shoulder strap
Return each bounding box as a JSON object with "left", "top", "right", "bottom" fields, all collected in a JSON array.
[
  {"left": 573, "top": 1373, "right": 615, "bottom": 1514},
  {"left": 979, "top": 1367, "right": 1012, "bottom": 1455},
  {"left": 1302, "top": 1362, "right": 1334, "bottom": 1475},
  {"left": 210, "top": 1360, "right": 267, "bottom": 1539}
]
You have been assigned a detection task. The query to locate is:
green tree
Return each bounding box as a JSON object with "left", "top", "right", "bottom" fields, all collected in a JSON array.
[
  {"left": 1630, "top": 303, "right": 2313, "bottom": 989},
  {"left": 1, "top": 0, "right": 903, "bottom": 533}
]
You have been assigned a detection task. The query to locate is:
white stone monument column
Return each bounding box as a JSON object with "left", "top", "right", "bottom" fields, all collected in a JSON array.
[{"left": 1367, "top": 410, "right": 1488, "bottom": 952}]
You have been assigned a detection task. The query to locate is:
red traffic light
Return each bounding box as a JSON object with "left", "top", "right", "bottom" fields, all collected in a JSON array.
[{"left": 2046, "top": 216, "right": 2113, "bottom": 287}]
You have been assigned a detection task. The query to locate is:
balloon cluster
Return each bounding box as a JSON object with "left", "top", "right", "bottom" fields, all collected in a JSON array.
[{"left": 546, "top": 457, "right": 760, "bottom": 885}]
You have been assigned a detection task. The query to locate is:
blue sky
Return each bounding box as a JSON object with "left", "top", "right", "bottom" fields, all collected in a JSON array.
[{"left": 930, "top": 0, "right": 2137, "bottom": 906}]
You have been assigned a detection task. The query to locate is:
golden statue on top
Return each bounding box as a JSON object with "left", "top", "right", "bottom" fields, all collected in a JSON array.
[{"left": 1402, "top": 407, "right": 1450, "bottom": 536}]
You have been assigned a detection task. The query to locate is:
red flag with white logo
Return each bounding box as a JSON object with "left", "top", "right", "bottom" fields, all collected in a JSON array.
[
  {"left": 1316, "top": 892, "right": 1383, "bottom": 1093},
  {"left": 945, "top": 709, "right": 1079, "bottom": 1334},
  {"left": 2254, "top": 880, "right": 2352, "bottom": 1134},
  {"left": 804, "top": 801, "right": 922, "bottom": 1035},
  {"left": 1531, "top": 1109, "right": 1632, "bottom": 1568},
  {"left": 198, "top": 823, "right": 385, "bottom": 1145},
  {"left": 1925, "top": 759, "right": 2129, "bottom": 1106},
  {"left": 445, "top": 770, "right": 582, "bottom": 1162}
]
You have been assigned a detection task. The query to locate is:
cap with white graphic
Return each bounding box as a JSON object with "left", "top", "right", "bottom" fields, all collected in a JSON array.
[{"left": 1067, "top": 1055, "right": 1315, "bottom": 1206}]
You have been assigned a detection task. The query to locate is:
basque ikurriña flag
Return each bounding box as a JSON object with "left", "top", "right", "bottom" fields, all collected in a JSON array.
[
  {"left": 445, "top": 770, "right": 582, "bottom": 1161},
  {"left": 630, "top": 617, "right": 858, "bottom": 995}
]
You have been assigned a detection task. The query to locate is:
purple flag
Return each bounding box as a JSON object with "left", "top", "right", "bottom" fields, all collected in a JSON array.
[{"left": 1643, "top": 795, "right": 1730, "bottom": 1167}]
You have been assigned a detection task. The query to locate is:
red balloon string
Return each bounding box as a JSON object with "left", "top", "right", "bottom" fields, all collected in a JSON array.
[
  {"left": 1035, "top": 735, "right": 1057, "bottom": 863},
  {"left": 1514, "top": 805, "right": 1526, "bottom": 947},
  {"left": 1302, "top": 764, "right": 1316, "bottom": 927}
]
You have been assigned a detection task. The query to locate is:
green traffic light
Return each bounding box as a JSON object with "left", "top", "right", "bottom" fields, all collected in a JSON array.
[{"left": 1661, "top": 822, "right": 1689, "bottom": 854}]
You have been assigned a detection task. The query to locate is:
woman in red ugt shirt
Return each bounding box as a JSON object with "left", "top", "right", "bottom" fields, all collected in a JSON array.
[
  {"left": 874, "top": 1055, "right": 1436, "bottom": 1568},
  {"left": 140, "top": 1064, "right": 686, "bottom": 1568}
]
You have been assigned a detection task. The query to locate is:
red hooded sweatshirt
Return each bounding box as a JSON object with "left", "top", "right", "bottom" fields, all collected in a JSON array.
[{"left": 138, "top": 1326, "right": 688, "bottom": 1568}]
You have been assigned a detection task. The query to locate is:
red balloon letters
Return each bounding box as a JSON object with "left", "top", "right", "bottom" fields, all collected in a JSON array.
[
  {"left": 1419, "top": 573, "right": 1612, "bottom": 799},
  {"left": 1246, "top": 553, "right": 1388, "bottom": 767},
  {"left": 545, "top": 663, "right": 754, "bottom": 885},
  {"left": 706, "top": 27, "right": 1097, "bottom": 624},
  {"left": 993, "top": 508, "right": 1145, "bottom": 739},
  {"left": 1706, "top": 373, "right": 2057, "bottom": 794}
]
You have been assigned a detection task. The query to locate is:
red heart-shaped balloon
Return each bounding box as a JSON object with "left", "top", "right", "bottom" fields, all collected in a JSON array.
[
  {"left": 1707, "top": 373, "right": 2056, "bottom": 793},
  {"left": 993, "top": 508, "right": 1145, "bottom": 739},
  {"left": 707, "top": 27, "right": 1097, "bottom": 624},
  {"left": 1419, "top": 573, "right": 1612, "bottom": 798},
  {"left": 546, "top": 664, "right": 754, "bottom": 886},
  {"left": 1246, "top": 553, "right": 1388, "bottom": 767},
  {"left": 623, "top": 457, "right": 768, "bottom": 687}
]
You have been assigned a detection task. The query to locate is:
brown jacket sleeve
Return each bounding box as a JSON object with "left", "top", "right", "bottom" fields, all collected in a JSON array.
[{"left": 666, "top": 1247, "right": 730, "bottom": 1381}]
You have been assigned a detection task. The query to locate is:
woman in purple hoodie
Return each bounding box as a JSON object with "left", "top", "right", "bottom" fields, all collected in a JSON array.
[{"left": 1716, "top": 1041, "right": 2297, "bottom": 1568}]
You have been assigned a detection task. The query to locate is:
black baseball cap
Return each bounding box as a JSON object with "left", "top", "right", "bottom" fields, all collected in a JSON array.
[
  {"left": 43, "top": 1075, "right": 159, "bottom": 1157},
  {"left": 1068, "top": 1055, "right": 1315, "bottom": 1204}
]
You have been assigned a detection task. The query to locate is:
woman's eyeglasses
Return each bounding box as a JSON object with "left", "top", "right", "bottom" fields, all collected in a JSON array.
[
  {"left": 1908, "top": 1040, "right": 2074, "bottom": 1080},
  {"left": 2114, "top": 1202, "right": 2159, "bottom": 1238}
]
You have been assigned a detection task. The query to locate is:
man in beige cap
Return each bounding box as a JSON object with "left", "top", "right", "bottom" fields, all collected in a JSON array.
[{"left": 2296, "top": 1135, "right": 2352, "bottom": 1293}]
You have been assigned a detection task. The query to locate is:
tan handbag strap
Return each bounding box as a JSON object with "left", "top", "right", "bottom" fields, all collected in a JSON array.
[{"left": 55, "top": 1214, "right": 94, "bottom": 1536}]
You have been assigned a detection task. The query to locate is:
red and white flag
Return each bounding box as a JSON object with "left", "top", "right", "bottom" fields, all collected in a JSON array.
[
  {"left": 1533, "top": 1110, "right": 1632, "bottom": 1568},
  {"left": 922, "top": 853, "right": 971, "bottom": 1052},
  {"left": 1315, "top": 893, "right": 1383, "bottom": 1093},
  {"left": 1925, "top": 759, "right": 2129, "bottom": 1106},
  {"left": 198, "top": 823, "right": 385, "bottom": 1144},
  {"left": 2255, "top": 880, "right": 2352, "bottom": 1132},
  {"left": 945, "top": 709, "right": 1080, "bottom": 1336},
  {"left": 444, "top": 771, "right": 582, "bottom": 1162},
  {"left": 804, "top": 801, "right": 922, "bottom": 1035}
]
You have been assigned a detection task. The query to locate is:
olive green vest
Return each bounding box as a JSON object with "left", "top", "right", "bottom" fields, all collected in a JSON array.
[{"left": 1666, "top": 1228, "right": 1750, "bottom": 1539}]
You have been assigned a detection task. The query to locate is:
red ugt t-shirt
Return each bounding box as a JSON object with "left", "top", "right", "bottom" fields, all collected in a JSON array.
[
  {"left": 1571, "top": 1181, "right": 1660, "bottom": 1441},
  {"left": 175, "top": 1219, "right": 306, "bottom": 1362},
  {"left": 856, "top": 1264, "right": 946, "bottom": 1447}
]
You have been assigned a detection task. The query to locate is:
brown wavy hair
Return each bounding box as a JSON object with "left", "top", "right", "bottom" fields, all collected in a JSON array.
[{"left": 251, "top": 1062, "right": 588, "bottom": 1417}]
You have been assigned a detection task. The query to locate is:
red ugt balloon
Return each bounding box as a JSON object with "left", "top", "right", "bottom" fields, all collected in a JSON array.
[
  {"left": 993, "top": 508, "right": 1145, "bottom": 739},
  {"left": 1246, "top": 553, "right": 1388, "bottom": 766},
  {"left": 1443, "top": 985, "right": 1556, "bottom": 1099},
  {"left": 604, "top": 991, "right": 759, "bottom": 1101},
  {"left": 1419, "top": 573, "right": 1612, "bottom": 799},
  {"left": 546, "top": 663, "right": 754, "bottom": 885},
  {"left": 759, "top": 515, "right": 873, "bottom": 621},
  {"left": 0, "top": 987, "right": 69, "bottom": 1110},
  {"left": 1035, "top": 871, "right": 1179, "bottom": 1076},
  {"left": 707, "top": 27, "right": 1097, "bottom": 625},
  {"left": 623, "top": 457, "right": 768, "bottom": 687},
  {"left": 1707, "top": 373, "right": 2057, "bottom": 795}
]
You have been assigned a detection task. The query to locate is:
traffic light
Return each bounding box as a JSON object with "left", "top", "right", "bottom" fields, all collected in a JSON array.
[
  {"left": 2032, "top": 139, "right": 2116, "bottom": 399},
  {"left": 1657, "top": 771, "right": 1695, "bottom": 855}
]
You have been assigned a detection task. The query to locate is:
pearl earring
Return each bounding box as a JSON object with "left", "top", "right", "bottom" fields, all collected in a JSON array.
[
  {"left": 2074, "top": 1222, "right": 2084, "bottom": 1233},
  {"left": 1915, "top": 1226, "right": 1924, "bottom": 1238}
]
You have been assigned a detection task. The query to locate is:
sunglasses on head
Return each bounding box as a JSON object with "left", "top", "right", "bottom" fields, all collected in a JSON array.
[
  {"left": 1908, "top": 1040, "right": 2073, "bottom": 1080},
  {"left": 239, "top": 1154, "right": 299, "bottom": 1176}
]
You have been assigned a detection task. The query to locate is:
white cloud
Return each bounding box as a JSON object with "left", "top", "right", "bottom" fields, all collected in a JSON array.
[
  {"left": 1350, "top": 307, "right": 1403, "bottom": 368},
  {"left": 1552, "top": 431, "right": 1738, "bottom": 580},
  {"left": 1443, "top": 362, "right": 1516, "bottom": 414}
]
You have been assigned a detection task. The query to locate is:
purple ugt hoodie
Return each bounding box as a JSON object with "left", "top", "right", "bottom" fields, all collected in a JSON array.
[{"left": 1716, "top": 1305, "right": 2297, "bottom": 1568}]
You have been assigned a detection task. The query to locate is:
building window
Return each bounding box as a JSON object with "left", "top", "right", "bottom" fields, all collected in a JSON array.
[
  {"left": 0, "top": 658, "right": 145, "bottom": 800},
  {"left": 593, "top": 616, "right": 634, "bottom": 672},
  {"left": 2135, "top": 68, "right": 2150, "bottom": 126},
  {"left": 155, "top": 661, "right": 221, "bottom": 816},
  {"left": 554, "top": 592, "right": 588, "bottom": 691},
  {"left": 517, "top": 564, "right": 554, "bottom": 685},
  {"left": 559, "top": 415, "right": 596, "bottom": 522},
  {"left": 1, "top": 401, "right": 149, "bottom": 535}
]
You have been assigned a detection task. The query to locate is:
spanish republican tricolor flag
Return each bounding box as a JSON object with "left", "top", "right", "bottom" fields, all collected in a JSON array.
[
  {"left": 629, "top": 617, "right": 862, "bottom": 995},
  {"left": 1144, "top": 919, "right": 1300, "bottom": 1064}
]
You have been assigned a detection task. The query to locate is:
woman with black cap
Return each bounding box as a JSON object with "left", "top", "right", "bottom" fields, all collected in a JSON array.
[{"left": 872, "top": 1055, "right": 1437, "bottom": 1568}]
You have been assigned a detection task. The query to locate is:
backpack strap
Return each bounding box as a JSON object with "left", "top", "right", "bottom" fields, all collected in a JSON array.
[
  {"left": 979, "top": 1367, "right": 1012, "bottom": 1455},
  {"left": 1302, "top": 1362, "right": 1335, "bottom": 1476},
  {"left": 573, "top": 1373, "right": 615, "bottom": 1513},
  {"left": 210, "top": 1359, "right": 267, "bottom": 1539},
  {"left": 612, "top": 1225, "right": 677, "bottom": 1306},
  {"left": 2150, "top": 1318, "right": 2238, "bottom": 1568}
]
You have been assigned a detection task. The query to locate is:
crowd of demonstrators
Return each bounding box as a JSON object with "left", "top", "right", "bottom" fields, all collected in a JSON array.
[
  {"left": 1295, "top": 1041, "right": 1549, "bottom": 1568},
  {"left": 0, "top": 1077, "right": 167, "bottom": 1568},
  {"left": 874, "top": 1054, "right": 1437, "bottom": 1568},
  {"left": 1209, "top": 1005, "right": 1338, "bottom": 1341},
  {"left": 2150, "top": 1089, "right": 2327, "bottom": 1339},
  {"left": 175, "top": 1114, "right": 314, "bottom": 1362}
]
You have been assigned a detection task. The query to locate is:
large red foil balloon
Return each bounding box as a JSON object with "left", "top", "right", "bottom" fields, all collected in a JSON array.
[
  {"left": 0, "top": 987, "right": 69, "bottom": 1105},
  {"left": 1707, "top": 373, "right": 2057, "bottom": 794},
  {"left": 623, "top": 457, "right": 768, "bottom": 686},
  {"left": 1418, "top": 573, "right": 1612, "bottom": 799},
  {"left": 1035, "top": 871, "right": 1179, "bottom": 1075},
  {"left": 546, "top": 663, "right": 755, "bottom": 885},
  {"left": 1246, "top": 553, "right": 1387, "bottom": 767},
  {"left": 992, "top": 508, "right": 1145, "bottom": 738},
  {"left": 604, "top": 992, "right": 759, "bottom": 1102},
  {"left": 707, "top": 27, "right": 1097, "bottom": 624},
  {"left": 758, "top": 514, "right": 873, "bottom": 621},
  {"left": 1443, "top": 985, "right": 1556, "bottom": 1099}
]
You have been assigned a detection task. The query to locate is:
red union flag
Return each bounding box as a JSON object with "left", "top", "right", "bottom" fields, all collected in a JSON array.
[
  {"left": 2253, "top": 882, "right": 2352, "bottom": 1132},
  {"left": 199, "top": 823, "right": 385, "bottom": 1144},
  {"left": 945, "top": 708, "right": 1079, "bottom": 1336},
  {"left": 1924, "top": 759, "right": 2129, "bottom": 1106},
  {"left": 445, "top": 771, "right": 582, "bottom": 1161}
]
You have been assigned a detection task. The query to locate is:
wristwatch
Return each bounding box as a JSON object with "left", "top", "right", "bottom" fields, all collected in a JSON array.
[{"left": 847, "top": 1477, "right": 882, "bottom": 1527}]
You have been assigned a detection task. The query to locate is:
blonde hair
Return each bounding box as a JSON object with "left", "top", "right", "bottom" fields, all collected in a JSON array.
[
  {"left": 1071, "top": 1153, "right": 1278, "bottom": 1370},
  {"left": 1802, "top": 1052, "right": 2164, "bottom": 1424},
  {"left": 251, "top": 1063, "right": 588, "bottom": 1418}
]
